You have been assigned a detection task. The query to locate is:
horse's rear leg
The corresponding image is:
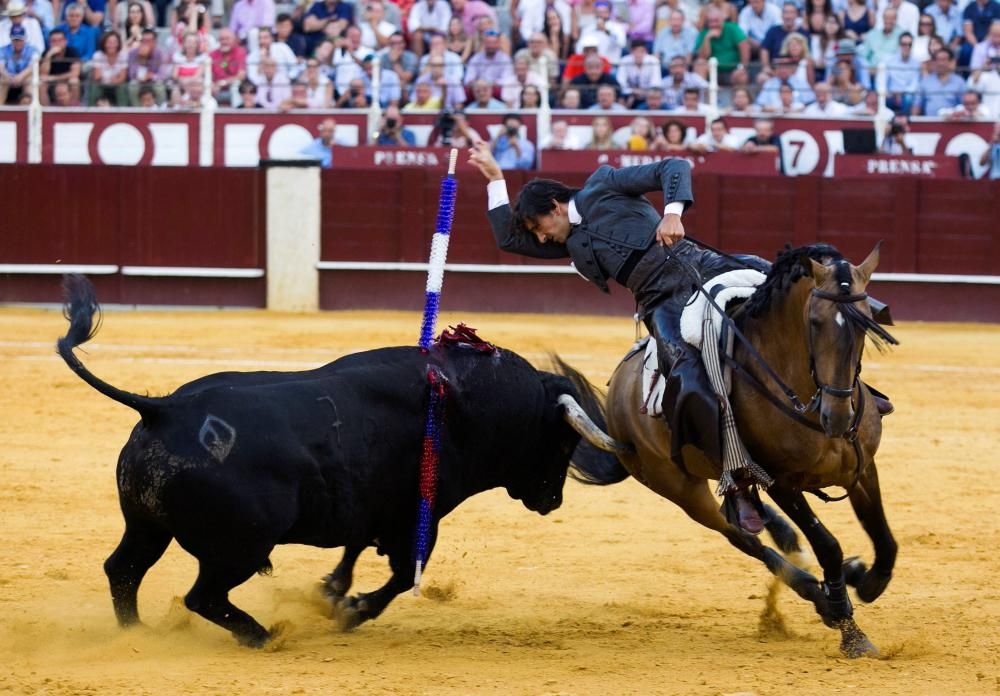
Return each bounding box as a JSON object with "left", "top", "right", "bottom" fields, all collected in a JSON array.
[
  {"left": 104, "top": 517, "right": 173, "bottom": 627},
  {"left": 845, "top": 464, "right": 897, "bottom": 603},
  {"left": 767, "top": 485, "right": 878, "bottom": 658}
]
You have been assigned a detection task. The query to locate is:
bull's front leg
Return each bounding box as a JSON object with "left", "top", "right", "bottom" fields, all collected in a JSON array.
[
  {"left": 844, "top": 463, "right": 897, "bottom": 604},
  {"left": 322, "top": 545, "right": 365, "bottom": 600},
  {"left": 333, "top": 525, "right": 438, "bottom": 632}
]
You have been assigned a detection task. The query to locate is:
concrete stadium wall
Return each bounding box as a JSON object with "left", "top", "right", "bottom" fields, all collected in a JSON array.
[{"left": 1, "top": 164, "right": 997, "bottom": 321}]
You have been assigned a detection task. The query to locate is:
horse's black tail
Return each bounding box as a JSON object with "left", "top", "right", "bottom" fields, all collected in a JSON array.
[
  {"left": 551, "top": 355, "right": 630, "bottom": 486},
  {"left": 57, "top": 274, "right": 162, "bottom": 418}
]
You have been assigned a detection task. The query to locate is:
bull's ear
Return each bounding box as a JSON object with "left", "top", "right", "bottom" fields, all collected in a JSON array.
[
  {"left": 855, "top": 241, "right": 881, "bottom": 286},
  {"left": 539, "top": 372, "right": 574, "bottom": 407}
]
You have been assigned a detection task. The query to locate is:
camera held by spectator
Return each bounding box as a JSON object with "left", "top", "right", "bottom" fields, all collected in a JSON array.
[
  {"left": 881, "top": 116, "right": 913, "bottom": 155},
  {"left": 375, "top": 105, "right": 416, "bottom": 146},
  {"left": 436, "top": 108, "right": 457, "bottom": 145}
]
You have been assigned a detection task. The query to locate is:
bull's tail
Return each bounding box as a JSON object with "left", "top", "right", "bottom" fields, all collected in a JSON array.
[
  {"left": 57, "top": 274, "right": 163, "bottom": 417},
  {"left": 551, "top": 356, "right": 630, "bottom": 486}
]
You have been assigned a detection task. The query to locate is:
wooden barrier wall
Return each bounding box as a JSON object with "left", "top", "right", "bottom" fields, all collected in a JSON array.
[
  {"left": 1, "top": 164, "right": 997, "bottom": 320},
  {"left": 0, "top": 164, "right": 266, "bottom": 305}
]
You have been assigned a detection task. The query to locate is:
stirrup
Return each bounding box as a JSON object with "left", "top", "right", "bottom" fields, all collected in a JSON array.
[{"left": 720, "top": 486, "right": 765, "bottom": 535}]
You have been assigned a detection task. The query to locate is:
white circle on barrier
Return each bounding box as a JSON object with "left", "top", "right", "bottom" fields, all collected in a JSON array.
[
  {"left": 268, "top": 124, "right": 314, "bottom": 159},
  {"left": 97, "top": 123, "right": 145, "bottom": 165},
  {"left": 779, "top": 128, "right": 820, "bottom": 176},
  {"left": 944, "top": 132, "right": 989, "bottom": 179}
]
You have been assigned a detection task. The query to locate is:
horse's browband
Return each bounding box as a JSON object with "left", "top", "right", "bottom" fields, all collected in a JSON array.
[{"left": 812, "top": 289, "right": 869, "bottom": 304}]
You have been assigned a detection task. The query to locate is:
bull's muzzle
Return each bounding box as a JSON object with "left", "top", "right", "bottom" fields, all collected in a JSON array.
[{"left": 557, "top": 394, "right": 632, "bottom": 453}]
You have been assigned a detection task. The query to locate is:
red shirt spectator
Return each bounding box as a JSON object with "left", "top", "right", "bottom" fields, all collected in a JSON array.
[
  {"left": 561, "top": 38, "right": 612, "bottom": 83},
  {"left": 210, "top": 28, "right": 247, "bottom": 101}
]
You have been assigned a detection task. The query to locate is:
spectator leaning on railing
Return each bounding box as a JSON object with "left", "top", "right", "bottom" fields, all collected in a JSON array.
[
  {"left": 804, "top": 80, "right": 849, "bottom": 114},
  {"left": 940, "top": 89, "right": 993, "bottom": 118}
]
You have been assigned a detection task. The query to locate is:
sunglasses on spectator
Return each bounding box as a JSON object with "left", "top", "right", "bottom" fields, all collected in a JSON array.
[{"left": 484, "top": 29, "right": 500, "bottom": 37}]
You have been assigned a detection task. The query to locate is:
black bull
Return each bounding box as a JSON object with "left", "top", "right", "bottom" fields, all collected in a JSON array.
[{"left": 57, "top": 275, "right": 626, "bottom": 647}]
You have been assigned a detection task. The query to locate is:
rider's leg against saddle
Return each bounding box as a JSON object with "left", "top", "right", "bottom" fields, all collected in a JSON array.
[{"left": 647, "top": 304, "right": 766, "bottom": 535}]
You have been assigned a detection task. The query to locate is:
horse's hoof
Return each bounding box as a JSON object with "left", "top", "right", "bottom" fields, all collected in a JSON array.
[
  {"left": 332, "top": 596, "right": 367, "bottom": 633},
  {"left": 843, "top": 557, "right": 867, "bottom": 588},
  {"left": 837, "top": 620, "right": 878, "bottom": 659}
]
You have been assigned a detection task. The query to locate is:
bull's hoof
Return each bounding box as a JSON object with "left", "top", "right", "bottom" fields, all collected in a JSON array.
[
  {"left": 321, "top": 573, "right": 349, "bottom": 600},
  {"left": 236, "top": 627, "right": 271, "bottom": 649},
  {"left": 332, "top": 596, "right": 368, "bottom": 633},
  {"left": 837, "top": 619, "right": 878, "bottom": 659}
]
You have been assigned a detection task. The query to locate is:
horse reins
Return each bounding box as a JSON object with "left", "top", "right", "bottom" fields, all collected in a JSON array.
[{"left": 658, "top": 239, "right": 870, "bottom": 502}]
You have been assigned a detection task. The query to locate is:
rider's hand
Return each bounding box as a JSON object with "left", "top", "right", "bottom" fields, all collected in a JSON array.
[
  {"left": 468, "top": 141, "right": 503, "bottom": 182},
  {"left": 656, "top": 214, "right": 685, "bottom": 246}
]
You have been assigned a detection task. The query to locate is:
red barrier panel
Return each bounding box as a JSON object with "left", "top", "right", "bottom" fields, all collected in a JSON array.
[
  {"left": 0, "top": 164, "right": 265, "bottom": 305},
  {"left": 0, "top": 109, "right": 28, "bottom": 164}
]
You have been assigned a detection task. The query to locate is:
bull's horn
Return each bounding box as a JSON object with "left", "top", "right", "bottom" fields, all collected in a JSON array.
[{"left": 557, "top": 394, "right": 631, "bottom": 453}]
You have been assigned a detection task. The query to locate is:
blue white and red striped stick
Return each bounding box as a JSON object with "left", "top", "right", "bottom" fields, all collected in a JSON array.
[{"left": 413, "top": 148, "right": 458, "bottom": 595}]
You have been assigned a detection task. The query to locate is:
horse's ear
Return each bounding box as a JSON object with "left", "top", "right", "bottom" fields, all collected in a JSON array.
[
  {"left": 855, "top": 241, "right": 882, "bottom": 286},
  {"left": 807, "top": 258, "right": 832, "bottom": 284}
]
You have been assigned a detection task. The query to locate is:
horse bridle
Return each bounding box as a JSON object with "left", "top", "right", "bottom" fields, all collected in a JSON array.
[{"left": 801, "top": 287, "right": 868, "bottom": 417}]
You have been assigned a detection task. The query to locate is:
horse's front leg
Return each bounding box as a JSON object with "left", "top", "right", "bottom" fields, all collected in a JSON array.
[
  {"left": 768, "top": 485, "right": 878, "bottom": 658},
  {"left": 844, "top": 463, "right": 897, "bottom": 603}
]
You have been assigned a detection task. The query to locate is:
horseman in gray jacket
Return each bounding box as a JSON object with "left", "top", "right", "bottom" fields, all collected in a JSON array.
[{"left": 469, "top": 142, "right": 770, "bottom": 532}]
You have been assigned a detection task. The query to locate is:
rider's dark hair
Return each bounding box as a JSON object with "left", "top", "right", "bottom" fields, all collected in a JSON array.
[{"left": 511, "top": 178, "right": 580, "bottom": 237}]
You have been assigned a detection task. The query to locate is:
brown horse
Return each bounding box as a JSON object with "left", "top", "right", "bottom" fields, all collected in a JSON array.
[{"left": 570, "top": 243, "right": 899, "bottom": 657}]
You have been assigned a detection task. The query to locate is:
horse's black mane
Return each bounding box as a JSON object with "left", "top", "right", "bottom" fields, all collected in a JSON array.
[{"left": 740, "top": 244, "right": 899, "bottom": 350}]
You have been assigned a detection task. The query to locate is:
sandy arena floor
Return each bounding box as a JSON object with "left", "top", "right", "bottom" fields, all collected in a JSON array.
[{"left": 1, "top": 306, "right": 998, "bottom": 696}]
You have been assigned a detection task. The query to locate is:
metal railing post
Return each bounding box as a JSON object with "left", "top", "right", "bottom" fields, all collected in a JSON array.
[{"left": 28, "top": 54, "right": 41, "bottom": 164}]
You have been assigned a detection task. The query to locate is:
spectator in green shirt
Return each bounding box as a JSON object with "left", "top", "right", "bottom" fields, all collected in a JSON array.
[{"left": 694, "top": 5, "right": 751, "bottom": 84}]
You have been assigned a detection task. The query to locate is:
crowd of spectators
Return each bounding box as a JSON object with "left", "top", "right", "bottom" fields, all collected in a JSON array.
[{"left": 0, "top": 0, "right": 997, "bottom": 171}]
